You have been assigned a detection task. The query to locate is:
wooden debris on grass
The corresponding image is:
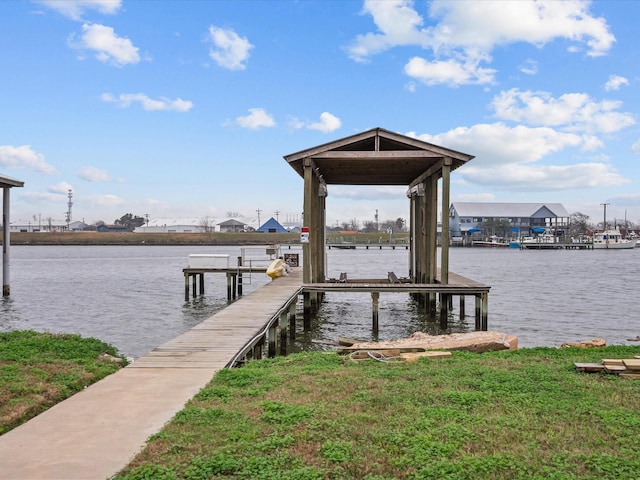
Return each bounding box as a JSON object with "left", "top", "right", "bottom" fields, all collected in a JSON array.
[
  {"left": 575, "top": 356, "right": 640, "bottom": 379},
  {"left": 561, "top": 338, "right": 606, "bottom": 348},
  {"left": 337, "top": 331, "right": 518, "bottom": 356}
]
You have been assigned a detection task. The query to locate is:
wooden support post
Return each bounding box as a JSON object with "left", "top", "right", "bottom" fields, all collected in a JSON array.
[
  {"left": 475, "top": 295, "right": 481, "bottom": 331},
  {"left": 459, "top": 295, "right": 466, "bottom": 320},
  {"left": 237, "top": 256, "right": 243, "bottom": 296},
  {"left": 481, "top": 292, "right": 488, "bottom": 331},
  {"left": 226, "top": 273, "right": 232, "bottom": 301},
  {"left": 253, "top": 340, "right": 263, "bottom": 360},
  {"left": 184, "top": 272, "right": 189, "bottom": 301},
  {"left": 428, "top": 292, "right": 437, "bottom": 317},
  {"left": 192, "top": 273, "right": 197, "bottom": 298},
  {"left": 199, "top": 273, "right": 204, "bottom": 295},
  {"left": 268, "top": 321, "right": 277, "bottom": 358},
  {"left": 439, "top": 293, "right": 449, "bottom": 329},
  {"left": 232, "top": 273, "right": 237, "bottom": 300},
  {"left": 303, "top": 292, "right": 312, "bottom": 331},
  {"left": 279, "top": 312, "right": 288, "bottom": 356},
  {"left": 372, "top": 291, "right": 379, "bottom": 335},
  {"left": 288, "top": 301, "right": 297, "bottom": 340}
]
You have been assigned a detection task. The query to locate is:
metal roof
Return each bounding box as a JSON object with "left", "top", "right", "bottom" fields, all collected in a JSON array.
[
  {"left": 0, "top": 173, "right": 24, "bottom": 188},
  {"left": 284, "top": 127, "right": 474, "bottom": 186},
  {"left": 452, "top": 202, "right": 570, "bottom": 218}
]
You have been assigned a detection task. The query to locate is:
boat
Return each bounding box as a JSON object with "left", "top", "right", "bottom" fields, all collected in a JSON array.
[
  {"left": 520, "top": 232, "right": 562, "bottom": 249},
  {"left": 472, "top": 235, "right": 509, "bottom": 247},
  {"left": 592, "top": 228, "right": 636, "bottom": 249}
]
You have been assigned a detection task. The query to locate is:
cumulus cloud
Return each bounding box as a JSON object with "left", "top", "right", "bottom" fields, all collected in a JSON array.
[
  {"left": 290, "top": 112, "right": 342, "bottom": 133},
  {"left": 491, "top": 88, "right": 636, "bottom": 134},
  {"left": 101, "top": 93, "right": 193, "bottom": 112},
  {"left": 0, "top": 145, "right": 56, "bottom": 174},
  {"left": 604, "top": 74, "right": 629, "bottom": 91},
  {"left": 49, "top": 181, "right": 74, "bottom": 194},
  {"left": 69, "top": 23, "right": 140, "bottom": 66},
  {"left": 78, "top": 166, "right": 125, "bottom": 182},
  {"left": 347, "top": 0, "right": 615, "bottom": 86},
  {"left": 91, "top": 194, "right": 125, "bottom": 207},
  {"left": 207, "top": 26, "right": 253, "bottom": 70},
  {"left": 227, "top": 108, "right": 276, "bottom": 129},
  {"left": 331, "top": 185, "right": 405, "bottom": 200},
  {"left": 36, "top": 0, "right": 121, "bottom": 21},
  {"left": 632, "top": 140, "right": 640, "bottom": 155},
  {"left": 519, "top": 59, "right": 539, "bottom": 76},
  {"left": 410, "top": 123, "right": 626, "bottom": 190}
]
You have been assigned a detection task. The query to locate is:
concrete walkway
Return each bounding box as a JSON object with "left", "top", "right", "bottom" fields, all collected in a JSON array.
[{"left": 0, "top": 271, "right": 302, "bottom": 480}]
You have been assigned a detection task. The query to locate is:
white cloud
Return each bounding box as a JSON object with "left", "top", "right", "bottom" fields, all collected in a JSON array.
[
  {"left": 70, "top": 23, "right": 140, "bottom": 66},
  {"left": 207, "top": 26, "right": 253, "bottom": 71},
  {"left": 347, "top": 0, "right": 615, "bottom": 86},
  {"left": 632, "top": 140, "right": 640, "bottom": 155},
  {"left": 491, "top": 89, "right": 636, "bottom": 134},
  {"left": 0, "top": 145, "right": 56, "bottom": 174},
  {"left": 49, "top": 181, "right": 74, "bottom": 194},
  {"left": 229, "top": 108, "right": 276, "bottom": 129},
  {"left": 410, "top": 123, "right": 626, "bottom": 190},
  {"left": 331, "top": 185, "right": 406, "bottom": 200},
  {"left": 604, "top": 74, "right": 629, "bottom": 91},
  {"left": 519, "top": 59, "right": 538, "bottom": 76},
  {"left": 36, "top": 0, "right": 121, "bottom": 21},
  {"left": 306, "top": 112, "right": 342, "bottom": 133},
  {"left": 404, "top": 55, "right": 496, "bottom": 86},
  {"left": 101, "top": 93, "right": 193, "bottom": 112},
  {"left": 91, "top": 194, "right": 125, "bottom": 207},
  {"left": 79, "top": 166, "right": 117, "bottom": 182}
]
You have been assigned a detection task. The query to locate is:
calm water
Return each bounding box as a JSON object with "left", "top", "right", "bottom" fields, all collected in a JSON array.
[{"left": 1, "top": 245, "right": 639, "bottom": 358}]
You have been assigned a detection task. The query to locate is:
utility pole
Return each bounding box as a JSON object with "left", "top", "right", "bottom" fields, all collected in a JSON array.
[
  {"left": 256, "top": 209, "right": 262, "bottom": 229},
  {"left": 65, "top": 190, "right": 73, "bottom": 230},
  {"left": 600, "top": 203, "right": 609, "bottom": 231},
  {"left": 274, "top": 210, "right": 280, "bottom": 222}
]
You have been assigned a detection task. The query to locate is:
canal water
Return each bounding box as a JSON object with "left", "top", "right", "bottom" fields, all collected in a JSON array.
[{"left": 1, "top": 245, "right": 639, "bottom": 359}]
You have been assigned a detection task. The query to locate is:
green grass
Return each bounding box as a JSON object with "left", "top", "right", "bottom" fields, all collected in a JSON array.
[
  {"left": 0, "top": 330, "right": 127, "bottom": 435},
  {"left": 113, "top": 346, "right": 640, "bottom": 480}
]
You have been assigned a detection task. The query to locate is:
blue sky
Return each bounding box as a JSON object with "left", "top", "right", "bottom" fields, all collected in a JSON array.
[{"left": 1, "top": 0, "right": 639, "bottom": 228}]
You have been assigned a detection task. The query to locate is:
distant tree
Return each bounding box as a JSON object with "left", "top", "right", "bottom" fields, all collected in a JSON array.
[
  {"left": 114, "top": 213, "right": 145, "bottom": 232},
  {"left": 361, "top": 220, "right": 378, "bottom": 233},
  {"left": 200, "top": 216, "right": 215, "bottom": 233},
  {"left": 395, "top": 217, "right": 405, "bottom": 232},
  {"left": 477, "top": 218, "right": 511, "bottom": 238},
  {"left": 569, "top": 212, "right": 592, "bottom": 236}
]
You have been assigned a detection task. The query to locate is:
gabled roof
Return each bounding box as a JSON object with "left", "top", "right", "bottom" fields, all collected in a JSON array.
[
  {"left": 218, "top": 219, "right": 246, "bottom": 226},
  {"left": 452, "top": 202, "right": 570, "bottom": 218},
  {"left": 283, "top": 127, "right": 473, "bottom": 186},
  {"left": 257, "top": 217, "right": 287, "bottom": 233},
  {"left": 0, "top": 173, "right": 24, "bottom": 188}
]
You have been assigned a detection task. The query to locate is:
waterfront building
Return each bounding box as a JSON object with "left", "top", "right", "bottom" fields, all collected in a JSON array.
[{"left": 450, "top": 202, "right": 570, "bottom": 237}]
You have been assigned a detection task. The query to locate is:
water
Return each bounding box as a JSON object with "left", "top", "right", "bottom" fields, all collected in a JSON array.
[{"left": 2, "top": 245, "right": 639, "bottom": 359}]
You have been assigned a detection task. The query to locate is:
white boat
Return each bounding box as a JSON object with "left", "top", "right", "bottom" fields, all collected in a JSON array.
[
  {"left": 592, "top": 228, "right": 636, "bottom": 249},
  {"left": 521, "top": 233, "right": 562, "bottom": 249}
]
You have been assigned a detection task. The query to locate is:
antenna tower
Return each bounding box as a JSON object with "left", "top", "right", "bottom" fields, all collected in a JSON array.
[{"left": 65, "top": 189, "right": 73, "bottom": 227}]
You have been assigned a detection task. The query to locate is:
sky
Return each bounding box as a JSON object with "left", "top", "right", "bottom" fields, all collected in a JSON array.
[{"left": 1, "top": 0, "right": 639, "bottom": 229}]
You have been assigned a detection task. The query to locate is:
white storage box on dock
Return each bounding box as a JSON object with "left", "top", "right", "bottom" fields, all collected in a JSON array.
[{"left": 188, "top": 254, "right": 229, "bottom": 268}]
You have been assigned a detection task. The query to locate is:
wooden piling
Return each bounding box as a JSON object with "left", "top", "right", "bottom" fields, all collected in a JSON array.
[{"left": 372, "top": 291, "right": 379, "bottom": 335}]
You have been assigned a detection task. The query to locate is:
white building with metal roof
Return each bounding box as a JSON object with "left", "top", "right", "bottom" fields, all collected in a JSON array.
[{"left": 450, "top": 202, "right": 570, "bottom": 236}]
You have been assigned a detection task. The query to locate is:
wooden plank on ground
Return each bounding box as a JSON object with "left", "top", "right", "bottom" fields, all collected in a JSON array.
[
  {"left": 622, "top": 359, "right": 640, "bottom": 370},
  {"left": 574, "top": 363, "right": 606, "bottom": 372}
]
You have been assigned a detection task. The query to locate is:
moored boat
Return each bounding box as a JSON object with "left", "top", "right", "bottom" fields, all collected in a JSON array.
[{"left": 592, "top": 228, "right": 636, "bottom": 249}]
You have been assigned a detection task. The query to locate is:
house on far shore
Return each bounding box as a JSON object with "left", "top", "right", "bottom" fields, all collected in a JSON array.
[
  {"left": 218, "top": 219, "right": 247, "bottom": 233},
  {"left": 449, "top": 202, "right": 570, "bottom": 237},
  {"left": 97, "top": 224, "right": 129, "bottom": 233},
  {"left": 257, "top": 217, "right": 288, "bottom": 233}
]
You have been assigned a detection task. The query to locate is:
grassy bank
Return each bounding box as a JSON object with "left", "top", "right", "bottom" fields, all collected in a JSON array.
[
  {"left": 0, "top": 330, "right": 127, "bottom": 435},
  {"left": 5, "top": 231, "right": 410, "bottom": 246},
  {"left": 113, "top": 346, "right": 640, "bottom": 480}
]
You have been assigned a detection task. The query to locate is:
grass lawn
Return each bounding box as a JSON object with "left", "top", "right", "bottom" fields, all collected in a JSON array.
[
  {"left": 113, "top": 345, "right": 640, "bottom": 480},
  {"left": 0, "top": 330, "right": 127, "bottom": 435}
]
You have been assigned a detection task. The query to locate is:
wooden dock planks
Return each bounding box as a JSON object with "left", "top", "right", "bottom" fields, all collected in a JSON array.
[{"left": 130, "top": 270, "right": 302, "bottom": 369}]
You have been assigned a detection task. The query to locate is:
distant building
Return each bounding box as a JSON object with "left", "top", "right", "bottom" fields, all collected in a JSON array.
[
  {"left": 218, "top": 219, "right": 247, "bottom": 232},
  {"left": 134, "top": 218, "right": 204, "bottom": 233},
  {"left": 97, "top": 224, "right": 129, "bottom": 233},
  {"left": 257, "top": 217, "right": 288, "bottom": 233},
  {"left": 450, "top": 202, "right": 570, "bottom": 237}
]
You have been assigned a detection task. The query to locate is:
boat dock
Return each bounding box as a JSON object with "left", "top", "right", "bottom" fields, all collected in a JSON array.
[{"left": 0, "top": 262, "right": 490, "bottom": 479}]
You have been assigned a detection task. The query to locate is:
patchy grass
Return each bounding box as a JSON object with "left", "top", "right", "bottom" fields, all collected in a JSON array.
[
  {"left": 0, "top": 330, "right": 127, "bottom": 435},
  {"left": 114, "top": 346, "right": 640, "bottom": 480}
]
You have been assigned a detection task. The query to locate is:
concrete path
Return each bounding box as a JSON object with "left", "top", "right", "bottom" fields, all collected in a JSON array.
[{"left": 0, "top": 272, "right": 302, "bottom": 480}]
